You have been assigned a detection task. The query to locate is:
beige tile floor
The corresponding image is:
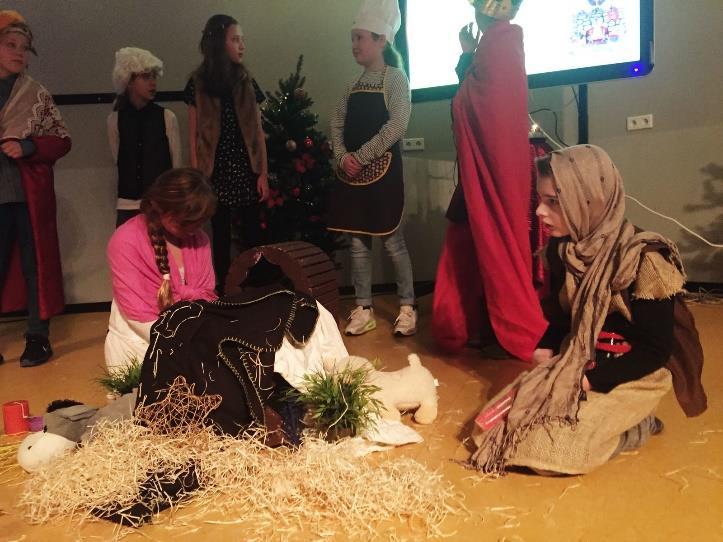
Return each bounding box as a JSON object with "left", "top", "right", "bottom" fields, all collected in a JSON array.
[{"left": 1, "top": 295, "right": 721, "bottom": 541}]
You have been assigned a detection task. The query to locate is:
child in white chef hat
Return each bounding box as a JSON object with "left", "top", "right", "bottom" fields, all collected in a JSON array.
[{"left": 328, "top": 0, "right": 418, "bottom": 338}]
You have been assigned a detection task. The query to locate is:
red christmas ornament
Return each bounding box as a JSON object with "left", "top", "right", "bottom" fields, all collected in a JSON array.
[
  {"left": 293, "top": 158, "right": 307, "bottom": 173},
  {"left": 260, "top": 222, "right": 267, "bottom": 230},
  {"left": 291, "top": 186, "right": 301, "bottom": 198},
  {"left": 302, "top": 153, "right": 316, "bottom": 169},
  {"left": 304, "top": 136, "right": 313, "bottom": 149}
]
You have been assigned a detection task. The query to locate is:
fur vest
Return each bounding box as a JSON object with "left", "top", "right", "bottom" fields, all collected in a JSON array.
[{"left": 193, "top": 74, "right": 264, "bottom": 178}]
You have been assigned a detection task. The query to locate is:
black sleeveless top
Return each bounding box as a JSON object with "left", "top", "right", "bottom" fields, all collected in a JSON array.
[{"left": 117, "top": 102, "right": 172, "bottom": 200}]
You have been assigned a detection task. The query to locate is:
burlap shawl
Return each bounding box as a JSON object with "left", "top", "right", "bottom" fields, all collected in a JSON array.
[
  {"left": 0, "top": 73, "right": 69, "bottom": 141},
  {"left": 471, "top": 144, "right": 696, "bottom": 474}
]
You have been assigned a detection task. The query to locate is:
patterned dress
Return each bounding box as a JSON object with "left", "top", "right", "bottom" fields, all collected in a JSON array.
[{"left": 184, "top": 78, "right": 264, "bottom": 208}]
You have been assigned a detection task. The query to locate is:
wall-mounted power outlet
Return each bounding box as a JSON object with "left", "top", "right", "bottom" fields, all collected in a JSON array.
[
  {"left": 626, "top": 114, "right": 654, "bottom": 131},
  {"left": 402, "top": 137, "right": 425, "bottom": 151}
]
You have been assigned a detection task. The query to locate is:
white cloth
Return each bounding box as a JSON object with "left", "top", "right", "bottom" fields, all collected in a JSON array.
[
  {"left": 353, "top": 0, "right": 402, "bottom": 43},
  {"left": 104, "top": 299, "right": 153, "bottom": 371},
  {"left": 363, "top": 417, "right": 424, "bottom": 446},
  {"left": 330, "top": 420, "right": 424, "bottom": 458},
  {"left": 274, "top": 301, "right": 349, "bottom": 390},
  {"left": 107, "top": 108, "right": 182, "bottom": 210}
]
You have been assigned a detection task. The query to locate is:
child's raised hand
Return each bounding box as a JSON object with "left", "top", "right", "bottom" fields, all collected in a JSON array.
[
  {"left": 459, "top": 23, "right": 481, "bottom": 53},
  {"left": 342, "top": 154, "right": 363, "bottom": 177},
  {"left": 257, "top": 173, "right": 270, "bottom": 202},
  {"left": 1, "top": 140, "right": 23, "bottom": 159}
]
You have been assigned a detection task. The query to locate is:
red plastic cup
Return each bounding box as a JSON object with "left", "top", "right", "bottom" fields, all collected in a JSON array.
[{"left": 3, "top": 400, "right": 30, "bottom": 435}]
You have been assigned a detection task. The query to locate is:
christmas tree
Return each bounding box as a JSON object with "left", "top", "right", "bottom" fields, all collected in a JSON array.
[{"left": 261, "top": 55, "right": 342, "bottom": 256}]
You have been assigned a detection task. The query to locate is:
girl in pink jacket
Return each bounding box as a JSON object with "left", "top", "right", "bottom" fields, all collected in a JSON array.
[{"left": 105, "top": 168, "right": 217, "bottom": 370}]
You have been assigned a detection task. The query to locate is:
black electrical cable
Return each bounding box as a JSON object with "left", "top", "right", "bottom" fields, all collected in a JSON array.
[{"left": 529, "top": 107, "right": 570, "bottom": 148}]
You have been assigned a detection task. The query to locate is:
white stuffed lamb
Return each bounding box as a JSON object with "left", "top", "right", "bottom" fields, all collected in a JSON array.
[{"left": 325, "top": 353, "right": 439, "bottom": 424}]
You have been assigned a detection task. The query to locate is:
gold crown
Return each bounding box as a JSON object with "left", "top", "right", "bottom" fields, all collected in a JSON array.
[
  {"left": 0, "top": 10, "right": 25, "bottom": 32},
  {"left": 469, "top": 0, "right": 523, "bottom": 21},
  {"left": 0, "top": 10, "right": 36, "bottom": 54}
]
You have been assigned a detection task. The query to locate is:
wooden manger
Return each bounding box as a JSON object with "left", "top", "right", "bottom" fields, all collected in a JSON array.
[{"left": 225, "top": 241, "right": 340, "bottom": 320}]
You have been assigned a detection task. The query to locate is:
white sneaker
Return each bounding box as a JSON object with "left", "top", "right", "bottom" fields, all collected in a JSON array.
[
  {"left": 345, "top": 306, "right": 377, "bottom": 336},
  {"left": 393, "top": 305, "right": 417, "bottom": 336}
]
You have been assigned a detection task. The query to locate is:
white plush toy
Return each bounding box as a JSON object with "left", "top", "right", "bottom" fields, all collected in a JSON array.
[
  {"left": 17, "top": 394, "right": 135, "bottom": 473},
  {"left": 325, "top": 353, "right": 439, "bottom": 424},
  {"left": 17, "top": 431, "right": 77, "bottom": 473}
]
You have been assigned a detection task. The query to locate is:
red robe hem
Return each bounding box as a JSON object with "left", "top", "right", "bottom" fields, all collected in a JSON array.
[{"left": 0, "top": 135, "right": 71, "bottom": 319}]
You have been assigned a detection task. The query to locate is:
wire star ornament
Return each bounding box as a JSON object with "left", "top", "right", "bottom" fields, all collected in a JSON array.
[{"left": 136, "top": 376, "right": 222, "bottom": 435}]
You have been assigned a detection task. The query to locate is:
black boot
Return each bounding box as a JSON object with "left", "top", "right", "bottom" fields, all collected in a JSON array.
[{"left": 20, "top": 334, "right": 53, "bottom": 367}]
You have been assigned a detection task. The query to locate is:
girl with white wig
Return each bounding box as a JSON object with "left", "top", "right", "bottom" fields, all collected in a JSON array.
[
  {"left": 108, "top": 47, "right": 181, "bottom": 227},
  {"left": 328, "top": 0, "right": 417, "bottom": 338}
]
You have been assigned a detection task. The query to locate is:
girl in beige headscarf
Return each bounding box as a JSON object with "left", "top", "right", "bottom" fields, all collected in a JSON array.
[{"left": 470, "top": 144, "right": 706, "bottom": 475}]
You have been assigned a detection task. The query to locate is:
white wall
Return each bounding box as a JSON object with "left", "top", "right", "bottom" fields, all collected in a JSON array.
[
  {"left": 580, "top": 2, "right": 723, "bottom": 282},
  {"left": 6, "top": 1, "right": 721, "bottom": 304}
]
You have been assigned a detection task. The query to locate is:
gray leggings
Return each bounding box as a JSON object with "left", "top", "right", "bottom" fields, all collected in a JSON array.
[
  {"left": 348, "top": 228, "right": 415, "bottom": 307},
  {"left": 612, "top": 414, "right": 660, "bottom": 457}
]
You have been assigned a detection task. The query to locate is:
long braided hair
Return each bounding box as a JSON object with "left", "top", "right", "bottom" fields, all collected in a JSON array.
[{"left": 140, "top": 168, "right": 216, "bottom": 312}]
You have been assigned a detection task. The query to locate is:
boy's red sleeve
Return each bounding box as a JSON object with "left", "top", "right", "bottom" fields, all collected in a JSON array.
[{"left": 22, "top": 135, "right": 72, "bottom": 164}]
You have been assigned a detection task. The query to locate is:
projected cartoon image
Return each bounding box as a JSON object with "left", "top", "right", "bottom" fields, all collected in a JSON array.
[
  {"left": 573, "top": 0, "right": 627, "bottom": 47},
  {"left": 405, "top": 0, "right": 645, "bottom": 91}
]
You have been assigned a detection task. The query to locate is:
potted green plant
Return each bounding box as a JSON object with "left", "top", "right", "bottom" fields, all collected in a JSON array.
[
  {"left": 288, "top": 364, "right": 382, "bottom": 440},
  {"left": 96, "top": 356, "right": 143, "bottom": 399}
]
